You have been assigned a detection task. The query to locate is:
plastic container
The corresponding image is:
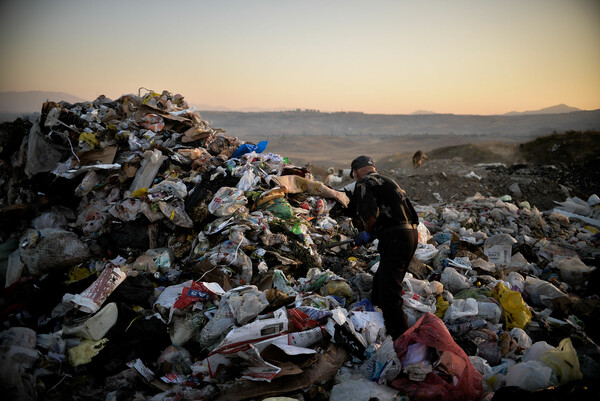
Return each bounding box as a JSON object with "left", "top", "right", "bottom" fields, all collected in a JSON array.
[{"left": 62, "top": 302, "right": 118, "bottom": 340}]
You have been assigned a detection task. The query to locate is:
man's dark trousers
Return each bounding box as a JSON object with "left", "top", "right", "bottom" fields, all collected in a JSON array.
[{"left": 371, "top": 227, "right": 418, "bottom": 339}]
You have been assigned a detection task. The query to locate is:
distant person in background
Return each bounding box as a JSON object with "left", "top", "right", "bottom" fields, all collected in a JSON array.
[
  {"left": 350, "top": 155, "right": 419, "bottom": 339},
  {"left": 412, "top": 150, "right": 429, "bottom": 168}
]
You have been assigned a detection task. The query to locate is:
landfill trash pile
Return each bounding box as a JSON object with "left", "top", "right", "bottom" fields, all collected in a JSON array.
[{"left": 0, "top": 90, "right": 599, "bottom": 401}]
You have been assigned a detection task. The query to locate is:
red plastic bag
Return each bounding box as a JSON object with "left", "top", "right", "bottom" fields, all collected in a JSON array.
[
  {"left": 288, "top": 308, "right": 321, "bottom": 331},
  {"left": 391, "top": 313, "right": 482, "bottom": 401},
  {"left": 173, "top": 281, "right": 214, "bottom": 309}
]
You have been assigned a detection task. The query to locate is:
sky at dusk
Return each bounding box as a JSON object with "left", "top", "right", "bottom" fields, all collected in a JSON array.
[{"left": 0, "top": 0, "right": 599, "bottom": 115}]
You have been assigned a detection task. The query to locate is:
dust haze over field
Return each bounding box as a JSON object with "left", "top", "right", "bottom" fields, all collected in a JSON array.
[
  {"left": 265, "top": 130, "right": 600, "bottom": 213},
  {"left": 264, "top": 134, "right": 522, "bottom": 170},
  {"left": 198, "top": 109, "right": 600, "bottom": 170}
]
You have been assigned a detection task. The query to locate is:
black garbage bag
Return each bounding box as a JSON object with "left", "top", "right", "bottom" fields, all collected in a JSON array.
[
  {"left": 107, "top": 274, "right": 155, "bottom": 308},
  {"left": 88, "top": 302, "right": 170, "bottom": 377}
]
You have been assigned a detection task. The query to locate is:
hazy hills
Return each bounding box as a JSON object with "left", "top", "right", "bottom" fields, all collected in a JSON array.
[
  {"left": 198, "top": 109, "right": 600, "bottom": 140},
  {"left": 503, "top": 104, "right": 581, "bottom": 116},
  {"left": 1, "top": 91, "right": 598, "bottom": 140},
  {"left": 0, "top": 91, "right": 86, "bottom": 113}
]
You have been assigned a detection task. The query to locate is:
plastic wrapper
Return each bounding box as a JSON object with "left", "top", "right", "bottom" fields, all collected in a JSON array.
[
  {"left": 435, "top": 294, "right": 450, "bottom": 318},
  {"left": 227, "top": 286, "right": 270, "bottom": 325},
  {"left": 273, "top": 269, "right": 295, "bottom": 294},
  {"left": 417, "top": 221, "right": 432, "bottom": 244},
  {"left": 68, "top": 338, "right": 109, "bottom": 367},
  {"left": 148, "top": 178, "right": 188, "bottom": 199},
  {"left": 208, "top": 187, "right": 248, "bottom": 217},
  {"left": 173, "top": 281, "right": 223, "bottom": 309},
  {"left": 62, "top": 266, "right": 127, "bottom": 314},
  {"left": 198, "top": 296, "right": 236, "bottom": 349},
  {"left": 349, "top": 311, "right": 386, "bottom": 346},
  {"left": 506, "top": 271, "right": 525, "bottom": 292},
  {"left": 108, "top": 198, "right": 143, "bottom": 221},
  {"left": 319, "top": 279, "right": 354, "bottom": 305},
  {"left": 5, "top": 249, "right": 24, "bottom": 288},
  {"left": 429, "top": 280, "right": 444, "bottom": 296},
  {"left": 206, "top": 240, "right": 253, "bottom": 284},
  {"left": 154, "top": 280, "right": 194, "bottom": 322},
  {"left": 402, "top": 291, "right": 436, "bottom": 314},
  {"left": 403, "top": 275, "right": 433, "bottom": 297},
  {"left": 128, "top": 149, "right": 167, "bottom": 194},
  {"left": 217, "top": 307, "right": 289, "bottom": 349},
  {"left": 289, "top": 306, "right": 331, "bottom": 331},
  {"left": 230, "top": 141, "right": 268, "bottom": 159},
  {"left": 446, "top": 317, "right": 487, "bottom": 336},
  {"left": 361, "top": 336, "right": 402, "bottom": 385},
  {"left": 236, "top": 169, "right": 260, "bottom": 191},
  {"left": 258, "top": 197, "right": 295, "bottom": 220}
]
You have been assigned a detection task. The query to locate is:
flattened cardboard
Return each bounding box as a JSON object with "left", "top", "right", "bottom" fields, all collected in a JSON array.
[{"left": 74, "top": 146, "right": 118, "bottom": 167}]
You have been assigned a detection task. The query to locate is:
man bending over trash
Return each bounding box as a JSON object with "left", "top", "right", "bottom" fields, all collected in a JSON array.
[{"left": 350, "top": 155, "right": 419, "bottom": 339}]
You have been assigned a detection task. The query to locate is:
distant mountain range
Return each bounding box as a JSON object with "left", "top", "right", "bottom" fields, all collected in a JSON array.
[{"left": 503, "top": 104, "right": 582, "bottom": 116}]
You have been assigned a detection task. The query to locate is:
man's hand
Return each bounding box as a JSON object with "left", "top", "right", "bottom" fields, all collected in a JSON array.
[{"left": 354, "top": 231, "right": 372, "bottom": 246}]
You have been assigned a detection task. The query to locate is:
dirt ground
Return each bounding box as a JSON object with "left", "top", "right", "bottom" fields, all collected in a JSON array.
[{"left": 294, "top": 131, "right": 600, "bottom": 212}]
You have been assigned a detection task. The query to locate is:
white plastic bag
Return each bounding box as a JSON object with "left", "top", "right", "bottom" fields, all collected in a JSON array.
[
  {"left": 504, "top": 360, "right": 557, "bottom": 391},
  {"left": 509, "top": 327, "right": 532, "bottom": 348},
  {"left": 414, "top": 243, "right": 438, "bottom": 263},
  {"left": 444, "top": 298, "right": 478, "bottom": 321},
  {"left": 417, "top": 222, "right": 432, "bottom": 244},
  {"left": 236, "top": 169, "right": 260, "bottom": 192},
  {"left": 476, "top": 300, "right": 502, "bottom": 324},
  {"left": 523, "top": 341, "right": 555, "bottom": 363},
  {"left": 440, "top": 267, "right": 470, "bottom": 293},
  {"left": 551, "top": 256, "right": 592, "bottom": 287},
  {"left": 208, "top": 187, "right": 248, "bottom": 216}
]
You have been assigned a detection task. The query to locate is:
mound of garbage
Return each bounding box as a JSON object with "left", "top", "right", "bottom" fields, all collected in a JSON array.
[{"left": 0, "top": 90, "right": 599, "bottom": 401}]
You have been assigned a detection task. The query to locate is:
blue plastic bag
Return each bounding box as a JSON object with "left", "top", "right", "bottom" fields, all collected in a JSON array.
[{"left": 230, "top": 140, "right": 268, "bottom": 159}]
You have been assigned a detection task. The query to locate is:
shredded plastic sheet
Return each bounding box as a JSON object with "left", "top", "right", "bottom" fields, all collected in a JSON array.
[{"left": 392, "top": 313, "right": 483, "bottom": 401}]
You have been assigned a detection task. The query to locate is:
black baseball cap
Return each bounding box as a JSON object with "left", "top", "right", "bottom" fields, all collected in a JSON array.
[{"left": 350, "top": 155, "right": 375, "bottom": 177}]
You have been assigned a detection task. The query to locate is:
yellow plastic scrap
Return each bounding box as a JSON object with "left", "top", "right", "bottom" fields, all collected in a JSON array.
[
  {"left": 492, "top": 282, "right": 532, "bottom": 330},
  {"left": 165, "top": 163, "right": 180, "bottom": 178},
  {"left": 142, "top": 92, "right": 161, "bottom": 104},
  {"left": 131, "top": 187, "right": 148, "bottom": 198},
  {"left": 541, "top": 337, "right": 583, "bottom": 385},
  {"left": 66, "top": 265, "right": 94, "bottom": 283},
  {"left": 319, "top": 280, "right": 354, "bottom": 305},
  {"left": 435, "top": 294, "right": 450, "bottom": 318},
  {"left": 68, "top": 338, "right": 109, "bottom": 367},
  {"left": 583, "top": 225, "right": 599, "bottom": 234},
  {"left": 78, "top": 132, "right": 100, "bottom": 148}
]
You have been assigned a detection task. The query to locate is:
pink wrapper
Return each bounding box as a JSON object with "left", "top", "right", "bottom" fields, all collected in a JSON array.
[{"left": 63, "top": 266, "right": 127, "bottom": 313}]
